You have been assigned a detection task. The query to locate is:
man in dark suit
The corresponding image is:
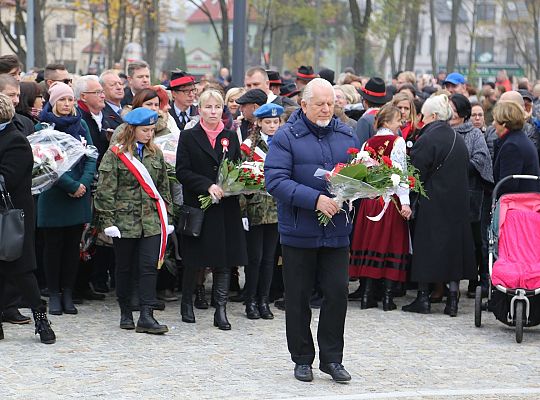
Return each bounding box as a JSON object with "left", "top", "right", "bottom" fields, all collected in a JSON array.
[
  {"left": 167, "top": 70, "right": 199, "bottom": 131},
  {"left": 235, "top": 88, "right": 267, "bottom": 141},
  {"left": 245, "top": 67, "right": 297, "bottom": 108},
  {"left": 121, "top": 61, "right": 151, "bottom": 107},
  {"left": 100, "top": 70, "right": 124, "bottom": 133}
]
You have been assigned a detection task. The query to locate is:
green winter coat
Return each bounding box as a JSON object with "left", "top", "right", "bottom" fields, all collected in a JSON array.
[
  {"left": 241, "top": 132, "right": 278, "bottom": 226},
  {"left": 94, "top": 145, "right": 172, "bottom": 238}
]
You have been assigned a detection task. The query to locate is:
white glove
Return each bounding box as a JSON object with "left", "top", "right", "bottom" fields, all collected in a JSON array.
[
  {"left": 104, "top": 226, "right": 121, "bottom": 238},
  {"left": 166, "top": 225, "right": 175, "bottom": 235}
]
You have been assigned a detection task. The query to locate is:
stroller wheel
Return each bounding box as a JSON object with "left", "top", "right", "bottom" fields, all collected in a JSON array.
[
  {"left": 474, "top": 286, "right": 482, "bottom": 327},
  {"left": 515, "top": 301, "right": 524, "bottom": 344}
]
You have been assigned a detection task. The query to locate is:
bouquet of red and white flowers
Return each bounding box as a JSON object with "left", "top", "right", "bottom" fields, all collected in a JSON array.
[
  {"left": 315, "top": 147, "right": 426, "bottom": 225},
  {"left": 27, "top": 126, "right": 99, "bottom": 194},
  {"left": 198, "top": 158, "right": 266, "bottom": 210},
  {"left": 154, "top": 133, "right": 179, "bottom": 168}
]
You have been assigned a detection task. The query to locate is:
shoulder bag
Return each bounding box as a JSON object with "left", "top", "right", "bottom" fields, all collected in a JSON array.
[
  {"left": 410, "top": 130, "right": 457, "bottom": 219},
  {"left": 176, "top": 204, "right": 204, "bottom": 237},
  {"left": 0, "top": 175, "right": 25, "bottom": 261}
]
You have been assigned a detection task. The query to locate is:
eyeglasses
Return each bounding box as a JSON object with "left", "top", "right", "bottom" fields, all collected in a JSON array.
[
  {"left": 52, "top": 79, "right": 72, "bottom": 84},
  {"left": 177, "top": 88, "right": 197, "bottom": 95},
  {"left": 83, "top": 90, "right": 105, "bottom": 96},
  {"left": 471, "top": 113, "right": 484, "bottom": 118}
]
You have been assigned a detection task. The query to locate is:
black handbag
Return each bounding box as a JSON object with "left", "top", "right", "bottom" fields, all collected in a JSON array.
[
  {"left": 176, "top": 204, "right": 204, "bottom": 237},
  {"left": 0, "top": 175, "right": 25, "bottom": 261}
]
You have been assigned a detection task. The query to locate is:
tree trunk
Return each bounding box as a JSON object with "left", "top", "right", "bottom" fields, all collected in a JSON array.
[
  {"left": 88, "top": 13, "right": 96, "bottom": 70},
  {"left": 219, "top": 0, "right": 229, "bottom": 68},
  {"left": 144, "top": 0, "right": 159, "bottom": 78},
  {"left": 429, "top": 0, "right": 437, "bottom": 74},
  {"left": 446, "top": 0, "right": 462, "bottom": 72},
  {"left": 348, "top": 0, "right": 371, "bottom": 74},
  {"left": 467, "top": 0, "right": 477, "bottom": 80},
  {"left": 405, "top": 0, "right": 421, "bottom": 71},
  {"left": 533, "top": 2, "right": 540, "bottom": 79}
]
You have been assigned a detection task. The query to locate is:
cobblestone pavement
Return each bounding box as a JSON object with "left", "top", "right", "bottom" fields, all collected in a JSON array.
[{"left": 2, "top": 286, "right": 540, "bottom": 400}]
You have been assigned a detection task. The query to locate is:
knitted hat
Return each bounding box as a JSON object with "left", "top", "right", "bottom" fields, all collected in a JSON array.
[
  {"left": 0, "top": 93, "right": 15, "bottom": 123},
  {"left": 49, "top": 82, "right": 74, "bottom": 106}
]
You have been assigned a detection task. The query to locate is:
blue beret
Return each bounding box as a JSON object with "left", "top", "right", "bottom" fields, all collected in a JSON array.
[
  {"left": 123, "top": 107, "right": 159, "bottom": 126},
  {"left": 253, "top": 103, "right": 284, "bottom": 119}
]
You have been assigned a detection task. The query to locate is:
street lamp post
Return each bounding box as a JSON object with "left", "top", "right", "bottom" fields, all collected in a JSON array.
[{"left": 232, "top": 0, "right": 247, "bottom": 87}]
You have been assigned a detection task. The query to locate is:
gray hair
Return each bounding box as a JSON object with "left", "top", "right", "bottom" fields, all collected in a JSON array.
[
  {"left": 421, "top": 94, "right": 453, "bottom": 121},
  {"left": 0, "top": 92, "right": 15, "bottom": 123},
  {"left": 303, "top": 78, "right": 334, "bottom": 104},
  {"left": 74, "top": 75, "right": 100, "bottom": 100},
  {"left": 0, "top": 74, "right": 19, "bottom": 92},
  {"left": 99, "top": 70, "right": 120, "bottom": 85}
]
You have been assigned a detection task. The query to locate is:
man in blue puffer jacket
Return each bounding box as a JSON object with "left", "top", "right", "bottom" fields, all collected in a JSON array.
[{"left": 265, "top": 78, "right": 360, "bottom": 383}]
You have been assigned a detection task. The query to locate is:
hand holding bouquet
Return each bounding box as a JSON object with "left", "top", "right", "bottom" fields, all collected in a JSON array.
[
  {"left": 28, "top": 125, "right": 99, "bottom": 194},
  {"left": 315, "top": 147, "right": 426, "bottom": 226}
]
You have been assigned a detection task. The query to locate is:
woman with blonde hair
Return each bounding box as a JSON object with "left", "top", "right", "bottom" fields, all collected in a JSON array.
[
  {"left": 392, "top": 92, "right": 417, "bottom": 140},
  {"left": 176, "top": 89, "right": 247, "bottom": 330},
  {"left": 95, "top": 107, "right": 172, "bottom": 334},
  {"left": 225, "top": 87, "right": 246, "bottom": 120}
]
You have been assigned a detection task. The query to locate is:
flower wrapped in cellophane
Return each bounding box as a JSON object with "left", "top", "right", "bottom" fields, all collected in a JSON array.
[
  {"left": 154, "top": 133, "right": 179, "bottom": 168},
  {"left": 198, "top": 159, "right": 266, "bottom": 210},
  {"left": 315, "top": 147, "right": 426, "bottom": 226},
  {"left": 27, "top": 125, "right": 99, "bottom": 194}
]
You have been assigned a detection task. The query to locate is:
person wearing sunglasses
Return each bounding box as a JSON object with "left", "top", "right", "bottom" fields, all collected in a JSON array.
[{"left": 167, "top": 70, "right": 199, "bottom": 131}]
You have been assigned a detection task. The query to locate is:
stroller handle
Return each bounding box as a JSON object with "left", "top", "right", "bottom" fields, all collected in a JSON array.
[{"left": 491, "top": 174, "right": 540, "bottom": 208}]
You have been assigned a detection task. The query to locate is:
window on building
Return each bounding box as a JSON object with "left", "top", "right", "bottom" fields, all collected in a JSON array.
[
  {"left": 62, "top": 60, "right": 77, "bottom": 73},
  {"left": 56, "top": 24, "right": 76, "bottom": 40},
  {"left": 506, "top": 38, "right": 515, "bottom": 64},
  {"left": 476, "top": 2, "right": 496, "bottom": 22},
  {"left": 475, "top": 36, "right": 494, "bottom": 63}
]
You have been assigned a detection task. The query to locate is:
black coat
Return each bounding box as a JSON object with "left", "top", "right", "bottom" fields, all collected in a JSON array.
[
  {"left": 175, "top": 122, "right": 247, "bottom": 268},
  {"left": 0, "top": 123, "right": 37, "bottom": 275},
  {"left": 493, "top": 129, "right": 540, "bottom": 197},
  {"left": 410, "top": 120, "right": 475, "bottom": 282},
  {"left": 13, "top": 113, "right": 35, "bottom": 136},
  {"left": 121, "top": 87, "right": 133, "bottom": 107},
  {"left": 102, "top": 103, "right": 123, "bottom": 131}
]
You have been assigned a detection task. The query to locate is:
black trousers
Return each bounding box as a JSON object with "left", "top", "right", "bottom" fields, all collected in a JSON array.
[
  {"left": 113, "top": 235, "right": 160, "bottom": 307},
  {"left": 42, "top": 225, "right": 84, "bottom": 294},
  {"left": 0, "top": 272, "right": 42, "bottom": 313},
  {"left": 282, "top": 245, "right": 349, "bottom": 365},
  {"left": 91, "top": 245, "right": 115, "bottom": 287},
  {"left": 245, "top": 223, "right": 279, "bottom": 300}
]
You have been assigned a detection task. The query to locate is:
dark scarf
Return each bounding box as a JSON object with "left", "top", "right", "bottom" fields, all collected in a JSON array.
[
  {"left": 39, "top": 102, "right": 86, "bottom": 140},
  {"left": 300, "top": 111, "right": 335, "bottom": 138}
]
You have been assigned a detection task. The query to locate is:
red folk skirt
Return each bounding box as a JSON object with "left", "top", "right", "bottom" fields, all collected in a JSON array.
[{"left": 349, "top": 196, "right": 410, "bottom": 282}]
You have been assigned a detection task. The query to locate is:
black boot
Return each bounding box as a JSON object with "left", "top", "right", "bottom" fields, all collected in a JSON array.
[
  {"left": 194, "top": 285, "right": 209, "bottom": 310},
  {"left": 402, "top": 290, "right": 431, "bottom": 314},
  {"left": 258, "top": 296, "right": 274, "bottom": 320},
  {"left": 0, "top": 322, "right": 3, "bottom": 340},
  {"left": 181, "top": 266, "right": 196, "bottom": 323},
  {"left": 348, "top": 285, "right": 362, "bottom": 300},
  {"left": 48, "top": 293, "right": 62, "bottom": 315},
  {"left": 119, "top": 303, "right": 135, "bottom": 330},
  {"left": 181, "top": 303, "right": 195, "bottom": 323},
  {"left": 61, "top": 289, "right": 78, "bottom": 315},
  {"left": 213, "top": 270, "right": 231, "bottom": 330},
  {"left": 136, "top": 305, "right": 168, "bottom": 334},
  {"left": 382, "top": 280, "right": 397, "bottom": 311},
  {"left": 245, "top": 297, "right": 260, "bottom": 319},
  {"left": 360, "top": 278, "right": 378, "bottom": 309},
  {"left": 33, "top": 307, "right": 56, "bottom": 344},
  {"left": 444, "top": 292, "right": 459, "bottom": 317}
]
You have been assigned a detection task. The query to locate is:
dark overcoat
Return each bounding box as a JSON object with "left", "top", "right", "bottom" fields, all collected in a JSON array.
[
  {"left": 0, "top": 123, "right": 37, "bottom": 275},
  {"left": 175, "top": 122, "right": 247, "bottom": 268},
  {"left": 410, "top": 120, "right": 475, "bottom": 282}
]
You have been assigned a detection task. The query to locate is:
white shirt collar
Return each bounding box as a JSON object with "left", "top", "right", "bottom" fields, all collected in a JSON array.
[
  {"left": 260, "top": 132, "right": 269, "bottom": 144},
  {"left": 174, "top": 103, "right": 190, "bottom": 117},
  {"left": 91, "top": 112, "right": 103, "bottom": 130},
  {"left": 266, "top": 92, "right": 277, "bottom": 104},
  {"left": 106, "top": 101, "right": 121, "bottom": 115}
]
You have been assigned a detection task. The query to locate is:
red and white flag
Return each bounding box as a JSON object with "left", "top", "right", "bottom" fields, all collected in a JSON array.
[{"left": 240, "top": 138, "right": 266, "bottom": 162}]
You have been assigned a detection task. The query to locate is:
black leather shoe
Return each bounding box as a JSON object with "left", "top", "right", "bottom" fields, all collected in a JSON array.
[
  {"left": 92, "top": 282, "right": 110, "bottom": 294},
  {"left": 258, "top": 297, "right": 274, "bottom": 320},
  {"left": 319, "top": 362, "right": 351, "bottom": 383},
  {"left": 79, "top": 288, "right": 105, "bottom": 301},
  {"left": 245, "top": 299, "right": 260, "bottom": 319},
  {"left": 294, "top": 364, "right": 313, "bottom": 382},
  {"left": 348, "top": 286, "right": 362, "bottom": 300},
  {"left": 402, "top": 290, "right": 431, "bottom": 314},
  {"left": 274, "top": 299, "right": 286, "bottom": 311},
  {"left": 2, "top": 309, "right": 31, "bottom": 324},
  {"left": 444, "top": 292, "right": 459, "bottom": 317},
  {"left": 194, "top": 285, "right": 209, "bottom": 309},
  {"left": 181, "top": 303, "right": 196, "bottom": 323}
]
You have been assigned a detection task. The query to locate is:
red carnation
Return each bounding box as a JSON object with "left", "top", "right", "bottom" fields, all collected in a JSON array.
[
  {"left": 408, "top": 176, "right": 416, "bottom": 188},
  {"left": 381, "top": 155, "right": 393, "bottom": 167},
  {"left": 250, "top": 173, "right": 255, "bottom": 179},
  {"left": 365, "top": 146, "right": 376, "bottom": 156},
  {"left": 347, "top": 147, "right": 360, "bottom": 155}
]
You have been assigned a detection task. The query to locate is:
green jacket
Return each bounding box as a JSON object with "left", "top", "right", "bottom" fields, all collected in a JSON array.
[
  {"left": 94, "top": 146, "right": 172, "bottom": 238},
  {"left": 241, "top": 132, "right": 278, "bottom": 226}
]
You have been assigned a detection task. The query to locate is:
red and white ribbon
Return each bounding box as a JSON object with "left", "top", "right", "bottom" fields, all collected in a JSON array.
[
  {"left": 111, "top": 146, "right": 168, "bottom": 269},
  {"left": 240, "top": 138, "right": 266, "bottom": 162}
]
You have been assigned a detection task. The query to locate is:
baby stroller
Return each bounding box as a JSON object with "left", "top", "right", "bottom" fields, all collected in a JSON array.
[{"left": 474, "top": 175, "right": 540, "bottom": 343}]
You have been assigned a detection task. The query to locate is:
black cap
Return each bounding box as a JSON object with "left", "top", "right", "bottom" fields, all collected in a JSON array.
[
  {"left": 236, "top": 88, "right": 267, "bottom": 106},
  {"left": 318, "top": 68, "right": 335, "bottom": 85},
  {"left": 518, "top": 89, "right": 534, "bottom": 102},
  {"left": 280, "top": 83, "right": 300, "bottom": 98},
  {"left": 359, "top": 77, "right": 392, "bottom": 105},
  {"left": 266, "top": 70, "right": 282, "bottom": 85}
]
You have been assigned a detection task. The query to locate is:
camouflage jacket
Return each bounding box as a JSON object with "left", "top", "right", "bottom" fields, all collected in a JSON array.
[
  {"left": 94, "top": 146, "right": 172, "bottom": 238},
  {"left": 240, "top": 131, "right": 278, "bottom": 226}
]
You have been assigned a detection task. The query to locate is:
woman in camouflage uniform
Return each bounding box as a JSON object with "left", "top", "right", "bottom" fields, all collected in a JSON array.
[
  {"left": 241, "top": 103, "right": 283, "bottom": 320},
  {"left": 95, "top": 108, "right": 173, "bottom": 334}
]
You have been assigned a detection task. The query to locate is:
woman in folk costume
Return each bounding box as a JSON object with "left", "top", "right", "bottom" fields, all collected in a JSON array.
[
  {"left": 240, "top": 103, "right": 283, "bottom": 320},
  {"left": 95, "top": 108, "right": 174, "bottom": 334},
  {"left": 349, "top": 104, "right": 412, "bottom": 311}
]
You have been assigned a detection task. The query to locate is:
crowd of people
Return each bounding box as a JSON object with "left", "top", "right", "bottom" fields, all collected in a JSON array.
[{"left": 1, "top": 52, "right": 540, "bottom": 383}]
